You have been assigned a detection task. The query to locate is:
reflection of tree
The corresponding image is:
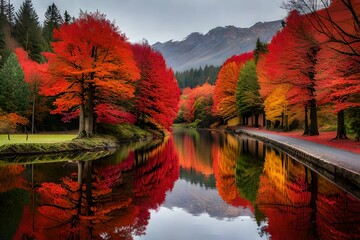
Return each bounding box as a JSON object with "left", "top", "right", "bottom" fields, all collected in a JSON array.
[
  {"left": 174, "top": 129, "right": 214, "bottom": 176},
  {"left": 316, "top": 177, "right": 360, "bottom": 239},
  {"left": 132, "top": 137, "right": 179, "bottom": 236},
  {"left": 236, "top": 138, "right": 264, "bottom": 203},
  {"left": 13, "top": 137, "right": 179, "bottom": 239},
  {"left": 257, "top": 147, "right": 360, "bottom": 239},
  {"left": 0, "top": 165, "right": 27, "bottom": 239},
  {"left": 213, "top": 133, "right": 252, "bottom": 208},
  {"left": 235, "top": 138, "right": 266, "bottom": 225},
  {"left": 0, "top": 165, "right": 25, "bottom": 192},
  {"left": 257, "top": 147, "right": 313, "bottom": 239},
  {"left": 179, "top": 167, "right": 216, "bottom": 189}
]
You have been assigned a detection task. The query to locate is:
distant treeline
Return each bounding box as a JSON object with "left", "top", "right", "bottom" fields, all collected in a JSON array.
[{"left": 175, "top": 65, "right": 220, "bottom": 89}]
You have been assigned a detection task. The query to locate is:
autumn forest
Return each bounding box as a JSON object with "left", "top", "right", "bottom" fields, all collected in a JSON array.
[{"left": 0, "top": 0, "right": 359, "bottom": 142}]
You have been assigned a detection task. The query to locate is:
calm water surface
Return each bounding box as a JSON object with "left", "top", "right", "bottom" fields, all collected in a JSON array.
[{"left": 0, "top": 129, "right": 359, "bottom": 239}]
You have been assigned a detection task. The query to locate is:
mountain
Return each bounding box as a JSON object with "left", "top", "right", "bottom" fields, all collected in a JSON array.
[{"left": 152, "top": 20, "right": 282, "bottom": 72}]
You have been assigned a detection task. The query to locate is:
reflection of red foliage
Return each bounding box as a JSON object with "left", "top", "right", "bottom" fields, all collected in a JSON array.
[
  {"left": 0, "top": 165, "right": 25, "bottom": 192},
  {"left": 316, "top": 177, "right": 360, "bottom": 240},
  {"left": 175, "top": 134, "right": 213, "bottom": 176},
  {"left": 14, "top": 138, "right": 179, "bottom": 239},
  {"left": 13, "top": 205, "right": 52, "bottom": 240},
  {"left": 257, "top": 148, "right": 360, "bottom": 240},
  {"left": 133, "top": 137, "right": 179, "bottom": 209},
  {"left": 257, "top": 174, "right": 313, "bottom": 240}
]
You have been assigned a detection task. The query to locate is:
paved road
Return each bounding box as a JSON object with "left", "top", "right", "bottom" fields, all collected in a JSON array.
[{"left": 238, "top": 129, "right": 360, "bottom": 174}]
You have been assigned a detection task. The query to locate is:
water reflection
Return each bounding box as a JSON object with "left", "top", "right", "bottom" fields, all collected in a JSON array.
[
  {"left": 256, "top": 147, "right": 360, "bottom": 240},
  {"left": 0, "top": 130, "right": 359, "bottom": 240},
  {"left": 1, "top": 137, "right": 179, "bottom": 240}
]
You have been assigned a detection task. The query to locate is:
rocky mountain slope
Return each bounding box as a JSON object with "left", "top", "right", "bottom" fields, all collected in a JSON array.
[{"left": 152, "top": 20, "right": 282, "bottom": 71}]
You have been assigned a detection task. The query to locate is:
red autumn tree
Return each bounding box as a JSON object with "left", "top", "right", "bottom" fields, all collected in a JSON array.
[
  {"left": 258, "top": 11, "right": 320, "bottom": 135},
  {"left": 212, "top": 52, "right": 253, "bottom": 122},
  {"left": 313, "top": 3, "right": 360, "bottom": 139},
  {"left": 43, "top": 12, "right": 140, "bottom": 138},
  {"left": 316, "top": 45, "right": 360, "bottom": 139},
  {"left": 283, "top": 0, "right": 360, "bottom": 60},
  {"left": 183, "top": 82, "right": 214, "bottom": 126},
  {"left": 131, "top": 43, "right": 180, "bottom": 131}
]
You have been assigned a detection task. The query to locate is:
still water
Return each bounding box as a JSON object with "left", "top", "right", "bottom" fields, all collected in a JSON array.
[{"left": 0, "top": 129, "right": 359, "bottom": 239}]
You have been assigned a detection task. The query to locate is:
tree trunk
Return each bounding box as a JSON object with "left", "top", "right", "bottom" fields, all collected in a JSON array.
[
  {"left": 78, "top": 161, "right": 84, "bottom": 187},
  {"left": 254, "top": 113, "right": 259, "bottom": 127},
  {"left": 309, "top": 98, "right": 319, "bottom": 136},
  {"left": 85, "top": 161, "right": 93, "bottom": 216},
  {"left": 31, "top": 94, "right": 36, "bottom": 134},
  {"left": 303, "top": 105, "right": 309, "bottom": 135},
  {"left": 309, "top": 170, "right": 319, "bottom": 238},
  {"left": 85, "top": 84, "right": 95, "bottom": 137},
  {"left": 263, "top": 110, "right": 266, "bottom": 127},
  {"left": 78, "top": 104, "right": 86, "bottom": 138},
  {"left": 333, "top": 110, "right": 348, "bottom": 140},
  {"left": 85, "top": 104, "right": 94, "bottom": 138}
]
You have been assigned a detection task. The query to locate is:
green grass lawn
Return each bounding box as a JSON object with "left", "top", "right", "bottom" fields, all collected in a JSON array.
[{"left": 0, "top": 134, "right": 77, "bottom": 146}]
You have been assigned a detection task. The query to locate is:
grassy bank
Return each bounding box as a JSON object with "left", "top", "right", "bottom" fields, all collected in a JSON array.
[
  {"left": 0, "top": 135, "right": 117, "bottom": 156},
  {"left": 0, "top": 133, "right": 77, "bottom": 145},
  {"left": 0, "top": 124, "right": 164, "bottom": 157}
]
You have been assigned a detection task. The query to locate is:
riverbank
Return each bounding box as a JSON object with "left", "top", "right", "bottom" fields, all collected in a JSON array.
[
  {"left": 0, "top": 135, "right": 118, "bottom": 157},
  {"left": 0, "top": 124, "right": 165, "bottom": 157},
  {"left": 237, "top": 126, "right": 360, "bottom": 154}
]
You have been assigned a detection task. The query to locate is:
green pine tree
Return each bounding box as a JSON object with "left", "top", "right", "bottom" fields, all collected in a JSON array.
[
  {"left": 236, "top": 60, "right": 263, "bottom": 126},
  {"left": 43, "top": 3, "right": 63, "bottom": 48},
  {"left": 63, "top": 10, "right": 72, "bottom": 24},
  {"left": 13, "top": 0, "right": 45, "bottom": 62},
  {"left": 0, "top": 53, "right": 30, "bottom": 114},
  {"left": 5, "top": 0, "right": 15, "bottom": 26},
  {"left": 253, "top": 38, "right": 268, "bottom": 64}
]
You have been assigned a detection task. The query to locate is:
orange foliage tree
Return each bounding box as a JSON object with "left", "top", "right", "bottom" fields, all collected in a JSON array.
[
  {"left": 212, "top": 52, "right": 253, "bottom": 122},
  {"left": 0, "top": 112, "right": 29, "bottom": 133},
  {"left": 131, "top": 43, "right": 180, "bottom": 131},
  {"left": 43, "top": 12, "right": 140, "bottom": 137}
]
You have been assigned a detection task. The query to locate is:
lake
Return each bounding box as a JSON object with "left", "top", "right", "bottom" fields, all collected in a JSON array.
[{"left": 0, "top": 129, "right": 359, "bottom": 239}]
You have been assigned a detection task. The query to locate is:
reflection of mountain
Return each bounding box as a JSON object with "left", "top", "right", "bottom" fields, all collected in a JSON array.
[
  {"left": 163, "top": 179, "right": 253, "bottom": 220},
  {"left": 180, "top": 167, "right": 216, "bottom": 189}
]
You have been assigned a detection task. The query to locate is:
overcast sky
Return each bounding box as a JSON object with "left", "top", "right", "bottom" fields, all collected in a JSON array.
[{"left": 14, "top": 0, "right": 287, "bottom": 44}]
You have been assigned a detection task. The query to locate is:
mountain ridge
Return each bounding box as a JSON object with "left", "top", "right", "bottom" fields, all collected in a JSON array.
[{"left": 152, "top": 20, "right": 282, "bottom": 71}]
